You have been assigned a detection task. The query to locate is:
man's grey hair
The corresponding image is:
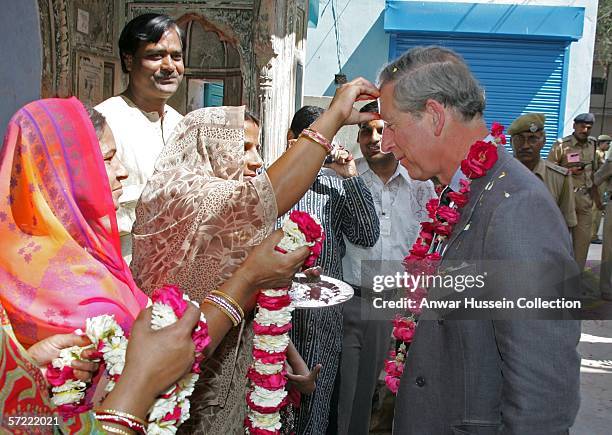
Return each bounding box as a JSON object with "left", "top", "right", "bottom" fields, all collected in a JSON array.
[{"left": 378, "top": 46, "right": 485, "bottom": 121}]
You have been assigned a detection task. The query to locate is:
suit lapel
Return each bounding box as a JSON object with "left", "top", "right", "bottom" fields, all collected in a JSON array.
[{"left": 442, "top": 148, "right": 513, "bottom": 255}]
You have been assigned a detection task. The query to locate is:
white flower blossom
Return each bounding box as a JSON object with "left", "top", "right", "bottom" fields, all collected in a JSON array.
[
  {"left": 253, "top": 359, "right": 284, "bottom": 375},
  {"left": 176, "top": 374, "right": 198, "bottom": 401},
  {"left": 51, "top": 346, "right": 82, "bottom": 369},
  {"left": 86, "top": 314, "right": 122, "bottom": 345},
  {"left": 248, "top": 410, "right": 282, "bottom": 431},
  {"left": 178, "top": 400, "right": 190, "bottom": 424},
  {"left": 102, "top": 335, "right": 127, "bottom": 375},
  {"left": 253, "top": 333, "right": 290, "bottom": 353},
  {"left": 277, "top": 220, "right": 314, "bottom": 252},
  {"left": 148, "top": 396, "right": 178, "bottom": 422},
  {"left": 105, "top": 379, "right": 116, "bottom": 393},
  {"left": 255, "top": 306, "right": 293, "bottom": 326},
  {"left": 146, "top": 421, "right": 178, "bottom": 435},
  {"left": 249, "top": 385, "right": 288, "bottom": 408},
  {"left": 50, "top": 379, "right": 87, "bottom": 406},
  {"left": 261, "top": 289, "right": 288, "bottom": 297},
  {"left": 151, "top": 302, "right": 179, "bottom": 330}
]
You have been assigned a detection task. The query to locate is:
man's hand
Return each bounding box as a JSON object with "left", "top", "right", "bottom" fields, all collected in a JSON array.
[{"left": 27, "top": 333, "right": 100, "bottom": 382}]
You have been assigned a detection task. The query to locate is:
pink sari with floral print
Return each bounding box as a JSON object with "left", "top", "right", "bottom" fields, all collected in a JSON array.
[
  {"left": 131, "top": 106, "right": 277, "bottom": 433},
  {"left": 0, "top": 97, "right": 148, "bottom": 347}
]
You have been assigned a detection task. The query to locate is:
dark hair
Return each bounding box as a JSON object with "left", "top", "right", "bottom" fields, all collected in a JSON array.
[
  {"left": 245, "top": 109, "right": 260, "bottom": 127},
  {"left": 290, "top": 105, "right": 325, "bottom": 137},
  {"left": 358, "top": 101, "right": 379, "bottom": 128},
  {"left": 119, "top": 14, "right": 185, "bottom": 73},
  {"left": 84, "top": 105, "right": 107, "bottom": 139}
]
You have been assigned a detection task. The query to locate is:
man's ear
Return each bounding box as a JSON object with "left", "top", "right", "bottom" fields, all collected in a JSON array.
[
  {"left": 123, "top": 54, "right": 133, "bottom": 72},
  {"left": 425, "top": 99, "right": 445, "bottom": 137},
  {"left": 287, "top": 129, "right": 295, "bottom": 142}
]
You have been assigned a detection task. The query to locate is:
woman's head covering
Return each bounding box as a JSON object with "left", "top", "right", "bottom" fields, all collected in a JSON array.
[
  {"left": 130, "top": 106, "right": 277, "bottom": 423},
  {"left": 0, "top": 97, "right": 147, "bottom": 346},
  {"left": 131, "top": 105, "right": 277, "bottom": 301}
]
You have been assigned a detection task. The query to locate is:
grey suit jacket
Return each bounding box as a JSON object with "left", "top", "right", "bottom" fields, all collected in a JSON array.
[{"left": 393, "top": 148, "right": 581, "bottom": 435}]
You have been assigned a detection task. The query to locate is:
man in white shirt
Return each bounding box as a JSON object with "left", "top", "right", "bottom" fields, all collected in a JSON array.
[
  {"left": 337, "top": 101, "right": 435, "bottom": 434},
  {"left": 96, "top": 14, "right": 185, "bottom": 261}
]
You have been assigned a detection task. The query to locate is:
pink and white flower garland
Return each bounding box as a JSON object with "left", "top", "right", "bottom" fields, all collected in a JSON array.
[
  {"left": 46, "top": 285, "right": 211, "bottom": 434},
  {"left": 383, "top": 123, "right": 506, "bottom": 394},
  {"left": 245, "top": 211, "right": 324, "bottom": 435}
]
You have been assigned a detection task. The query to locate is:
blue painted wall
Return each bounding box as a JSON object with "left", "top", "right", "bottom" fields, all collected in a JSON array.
[
  {"left": 0, "top": 0, "right": 42, "bottom": 140},
  {"left": 305, "top": 0, "right": 389, "bottom": 96}
]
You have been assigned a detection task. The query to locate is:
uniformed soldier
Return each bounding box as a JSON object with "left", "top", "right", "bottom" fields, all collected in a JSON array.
[
  {"left": 547, "top": 113, "right": 602, "bottom": 270},
  {"left": 594, "top": 155, "right": 612, "bottom": 300},
  {"left": 509, "top": 113, "right": 577, "bottom": 229},
  {"left": 591, "top": 134, "right": 611, "bottom": 243}
]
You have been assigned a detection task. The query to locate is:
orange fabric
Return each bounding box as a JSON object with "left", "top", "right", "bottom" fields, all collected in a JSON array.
[{"left": 0, "top": 98, "right": 148, "bottom": 347}]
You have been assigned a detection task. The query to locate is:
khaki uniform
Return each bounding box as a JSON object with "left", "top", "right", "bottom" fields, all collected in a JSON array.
[
  {"left": 592, "top": 148, "right": 607, "bottom": 239},
  {"left": 547, "top": 135, "right": 598, "bottom": 269},
  {"left": 532, "top": 159, "right": 577, "bottom": 228},
  {"left": 595, "top": 161, "right": 612, "bottom": 298}
]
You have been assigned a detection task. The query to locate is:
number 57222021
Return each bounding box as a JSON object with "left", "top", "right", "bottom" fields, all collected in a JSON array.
[{"left": 5, "top": 415, "right": 59, "bottom": 426}]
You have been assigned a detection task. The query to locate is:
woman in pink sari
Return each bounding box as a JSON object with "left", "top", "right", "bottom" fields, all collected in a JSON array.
[{"left": 0, "top": 97, "right": 148, "bottom": 347}]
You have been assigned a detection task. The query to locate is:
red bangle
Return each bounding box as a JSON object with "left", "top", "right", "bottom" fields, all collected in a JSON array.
[
  {"left": 299, "top": 128, "right": 333, "bottom": 154},
  {"left": 94, "top": 413, "right": 146, "bottom": 434}
]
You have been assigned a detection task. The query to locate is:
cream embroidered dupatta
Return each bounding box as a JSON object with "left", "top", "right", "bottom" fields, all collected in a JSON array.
[{"left": 130, "top": 106, "right": 277, "bottom": 432}]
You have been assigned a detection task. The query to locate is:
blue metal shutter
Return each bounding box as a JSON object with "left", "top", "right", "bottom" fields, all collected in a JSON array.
[{"left": 390, "top": 35, "right": 569, "bottom": 156}]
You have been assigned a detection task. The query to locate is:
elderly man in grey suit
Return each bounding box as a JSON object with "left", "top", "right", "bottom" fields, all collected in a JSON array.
[{"left": 377, "top": 46, "right": 581, "bottom": 434}]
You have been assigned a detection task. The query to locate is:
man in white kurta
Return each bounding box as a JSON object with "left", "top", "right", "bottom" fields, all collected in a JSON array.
[{"left": 96, "top": 14, "right": 185, "bottom": 261}]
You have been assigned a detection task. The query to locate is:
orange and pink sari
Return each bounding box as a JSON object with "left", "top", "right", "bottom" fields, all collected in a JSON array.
[{"left": 0, "top": 97, "right": 148, "bottom": 347}]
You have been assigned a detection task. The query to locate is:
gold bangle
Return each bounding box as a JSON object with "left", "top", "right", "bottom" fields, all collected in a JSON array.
[
  {"left": 101, "top": 424, "right": 131, "bottom": 435},
  {"left": 203, "top": 298, "right": 240, "bottom": 327},
  {"left": 210, "top": 290, "right": 245, "bottom": 319},
  {"left": 95, "top": 408, "right": 146, "bottom": 427}
]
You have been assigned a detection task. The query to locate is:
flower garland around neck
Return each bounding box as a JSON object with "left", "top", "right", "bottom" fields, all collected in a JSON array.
[
  {"left": 245, "top": 210, "right": 325, "bottom": 435},
  {"left": 46, "top": 285, "right": 211, "bottom": 434},
  {"left": 383, "top": 123, "right": 506, "bottom": 394}
]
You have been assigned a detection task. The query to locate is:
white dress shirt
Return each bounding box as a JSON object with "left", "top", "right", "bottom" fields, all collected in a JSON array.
[
  {"left": 95, "top": 95, "right": 183, "bottom": 235},
  {"left": 342, "top": 158, "right": 436, "bottom": 287}
]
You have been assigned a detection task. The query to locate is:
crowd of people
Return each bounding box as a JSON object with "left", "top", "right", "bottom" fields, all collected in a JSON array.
[{"left": 0, "top": 11, "right": 609, "bottom": 435}]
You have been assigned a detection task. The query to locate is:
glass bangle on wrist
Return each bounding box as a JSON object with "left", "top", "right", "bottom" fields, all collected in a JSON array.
[
  {"left": 203, "top": 291, "right": 244, "bottom": 327},
  {"left": 299, "top": 128, "right": 333, "bottom": 154}
]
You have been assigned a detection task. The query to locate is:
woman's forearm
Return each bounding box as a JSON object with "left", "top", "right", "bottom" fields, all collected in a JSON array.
[
  {"left": 267, "top": 110, "right": 344, "bottom": 216},
  {"left": 199, "top": 269, "right": 257, "bottom": 356}
]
